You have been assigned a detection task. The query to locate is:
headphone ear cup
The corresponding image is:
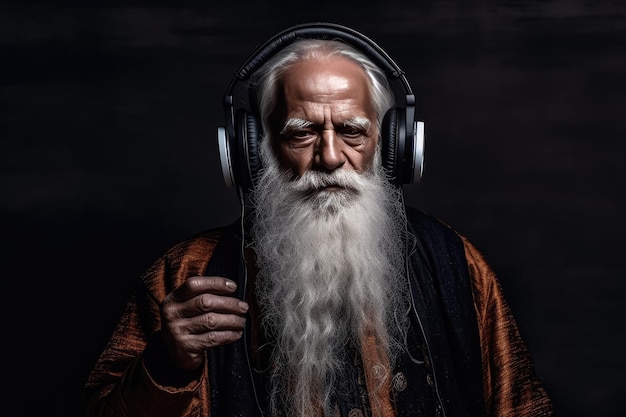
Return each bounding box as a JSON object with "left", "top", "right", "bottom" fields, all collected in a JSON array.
[
  {"left": 235, "top": 111, "right": 263, "bottom": 190},
  {"left": 245, "top": 112, "right": 263, "bottom": 183},
  {"left": 381, "top": 107, "right": 400, "bottom": 184}
]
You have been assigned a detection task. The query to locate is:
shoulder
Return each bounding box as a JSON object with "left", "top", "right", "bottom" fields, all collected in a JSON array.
[
  {"left": 139, "top": 220, "right": 241, "bottom": 296},
  {"left": 161, "top": 228, "right": 225, "bottom": 268},
  {"left": 404, "top": 206, "right": 476, "bottom": 299},
  {"left": 404, "top": 206, "right": 465, "bottom": 251},
  {"left": 405, "top": 206, "right": 494, "bottom": 278},
  {"left": 408, "top": 207, "right": 501, "bottom": 317}
]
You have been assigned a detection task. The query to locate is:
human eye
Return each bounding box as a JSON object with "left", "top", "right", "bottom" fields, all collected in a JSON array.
[
  {"left": 339, "top": 118, "right": 370, "bottom": 144},
  {"left": 284, "top": 129, "right": 317, "bottom": 146},
  {"left": 339, "top": 126, "right": 367, "bottom": 145},
  {"left": 341, "top": 127, "right": 365, "bottom": 138}
]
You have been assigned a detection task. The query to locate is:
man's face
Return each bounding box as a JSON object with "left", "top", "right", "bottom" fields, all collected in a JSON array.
[{"left": 272, "top": 56, "right": 379, "bottom": 179}]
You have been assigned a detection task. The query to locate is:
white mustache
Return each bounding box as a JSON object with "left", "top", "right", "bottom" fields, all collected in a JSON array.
[{"left": 291, "top": 169, "right": 369, "bottom": 194}]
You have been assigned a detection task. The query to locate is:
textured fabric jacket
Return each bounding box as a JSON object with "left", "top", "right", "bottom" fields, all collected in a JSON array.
[{"left": 82, "top": 207, "right": 554, "bottom": 417}]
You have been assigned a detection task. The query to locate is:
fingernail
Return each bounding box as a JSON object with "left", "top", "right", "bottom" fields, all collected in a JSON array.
[
  {"left": 238, "top": 301, "right": 249, "bottom": 312},
  {"left": 225, "top": 280, "right": 237, "bottom": 290}
]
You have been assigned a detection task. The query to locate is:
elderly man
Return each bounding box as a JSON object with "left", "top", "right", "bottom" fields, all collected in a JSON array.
[{"left": 82, "top": 23, "right": 553, "bottom": 417}]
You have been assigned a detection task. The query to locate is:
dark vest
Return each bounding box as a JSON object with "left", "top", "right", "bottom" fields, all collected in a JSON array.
[{"left": 205, "top": 207, "right": 486, "bottom": 417}]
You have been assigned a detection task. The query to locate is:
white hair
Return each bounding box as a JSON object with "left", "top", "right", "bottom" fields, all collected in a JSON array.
[{"left": 252, "top": 38, "right": 395, "bottom": 140}]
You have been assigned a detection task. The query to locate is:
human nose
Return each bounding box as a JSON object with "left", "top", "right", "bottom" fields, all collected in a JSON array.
[{"left": 315, "top": 129, "right": 346, "bottom": 171}]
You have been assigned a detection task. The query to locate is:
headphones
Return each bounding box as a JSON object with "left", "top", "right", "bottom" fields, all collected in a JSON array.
[{"left": 217, "top": 22, "right": 425, "bottom": 191}]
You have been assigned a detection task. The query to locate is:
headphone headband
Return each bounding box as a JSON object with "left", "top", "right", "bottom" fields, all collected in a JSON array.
[{"left": 232, "top": 22, "right": 411, "bottom": 92}]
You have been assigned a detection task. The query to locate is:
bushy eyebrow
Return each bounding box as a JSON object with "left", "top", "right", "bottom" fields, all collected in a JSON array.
[
  {"left": 280, "top": 117, "right": 371, "bottom": 134},
  {"left": 342, "top": 117, "right": 371, "bottom": 132},
  {"left": 280, "top": 118, "right": 312, "bottom": 134}
]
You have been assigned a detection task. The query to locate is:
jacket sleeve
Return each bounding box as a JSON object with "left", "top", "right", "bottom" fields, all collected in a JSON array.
[
  {"left": 462, "top": 237, "right": 554, "bottom": 417},
  {"left": 81, "top": 232, "right": 222, "bottom": 417}
]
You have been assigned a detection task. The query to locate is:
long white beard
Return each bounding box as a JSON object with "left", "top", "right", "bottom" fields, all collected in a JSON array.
[{"left": 250, "top": 142, "right": 409, "bottom": 417}]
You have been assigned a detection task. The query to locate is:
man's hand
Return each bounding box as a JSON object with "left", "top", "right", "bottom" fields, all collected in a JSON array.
[{"left": 160, "top": 276, "right": 249, "bottom": 371}]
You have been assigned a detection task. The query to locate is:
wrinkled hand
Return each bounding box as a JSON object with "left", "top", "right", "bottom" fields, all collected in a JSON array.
[{"left": 161, "top": 276, "right": 249, "bottom": 371}]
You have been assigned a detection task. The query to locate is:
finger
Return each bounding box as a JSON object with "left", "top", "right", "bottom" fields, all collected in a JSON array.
[
  {"left": 171, "top": 276, "right": 238, "bottom": 302},
  {"left": 166, "top": 329, "right": 244, "bottom": 369},
  {"left": 172, "top": 293, "right": 249, "bottom": 318},
  {"left": 195, "top": 329, "right": 245, "bottom": 349},
  {"left": 163, "top": 291, "right": 249, "bottom": 323},
  {"left": 168, "top": 311, "right": 246, "bottom": 339},
  {"left": 194, "top": 311, "right": 247, "bottom": 334}
]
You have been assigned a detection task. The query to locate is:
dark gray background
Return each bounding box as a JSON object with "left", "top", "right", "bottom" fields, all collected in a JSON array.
[{"left": 2, "top": 0, "right": 624, "bottom": 416}]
